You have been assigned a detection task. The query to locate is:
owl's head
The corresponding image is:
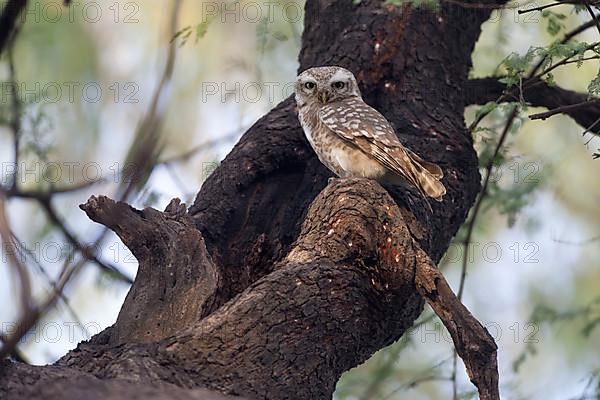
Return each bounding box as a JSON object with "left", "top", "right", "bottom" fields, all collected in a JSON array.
[{"left": 294, "top": 66, "right": 361, "bottom": 107}]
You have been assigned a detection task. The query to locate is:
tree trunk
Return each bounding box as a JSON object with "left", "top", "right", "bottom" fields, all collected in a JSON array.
[{"left": 0, "top": 0, "right": 505, "bottom": 399}]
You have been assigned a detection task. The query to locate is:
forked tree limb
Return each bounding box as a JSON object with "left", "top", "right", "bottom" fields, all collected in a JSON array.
[{"left": 80, "top": 196, "right": 223, "bottom": 345}]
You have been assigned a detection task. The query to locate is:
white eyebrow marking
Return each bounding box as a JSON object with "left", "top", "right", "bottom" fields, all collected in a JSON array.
[{"left": 329, "top": 68, "right": 351, "bottom": 83}]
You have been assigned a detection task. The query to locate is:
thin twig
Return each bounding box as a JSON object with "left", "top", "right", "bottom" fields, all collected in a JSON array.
[
  {"left": 0, "top": 333, "right": 28, "bottom": 363},
  {"left": 0, "top": 191, "right": 124, "bottom": 360},
  {"left": 0, "top": 0, "right": 28, "bottom": 56},
  {"left": 581, "top": 115, "right": 600, "bottom": 137},
  {"left": 529, "top": 23, "right": 598, "bottom": 77},
  {"left": 157, "top": 131, "right": 241, "bottom": 165},
  {"left": 7, "top": 34, "right": 22, "bottom": 192},
  {"left": 0, "top": 180, "right": 131, "bottom": 283},
  {"left": 440, "top": 0, "right": 537, "bottom": 10},
  {"left": 0, "top": 195, "right": 32, "bottom": 318},
  {"left": 529, "top": 42, "right": 600, "bottom": 83},
  {"left": 470, "top": 25, "right": 598, "bottom": 140},
  {"left": 459, "top": 106, "right": 519, "bottom": 300},
  {"left": 584, "top": 0, "right": 600, "bottom": 36},
  {"left": 11, "top": 233, "right": 89, "bottom": 337},
  {"left": 453, "top": 105, "right": 519, "bottom": 399},
  {"left": 555, "top": 55, "right": 600, "bottom": 66},
  {"left": 0, "top": 243, "right": 88, "bottom": 359},
  {"left": 518, "top": 1, "right": 571, "bottom": 14},
  {"left": 528, "top": 99, "right": 600, "bottom": 120},
  {"left": 5, "top": 179, "right": 102, "bottom": 200},
  {"left": 519, "top": 0, "right": 600, "bottom": 14},
  {"left": 119, "top": 0, "right": 182, "bottom": 201},
  {"left": 552, "top": 233, "right": 600, "bottom": 245},
  {"left": 37, "top": 197, "right": 133, "bottom": 284},
  {"left": 472, "top": 30, "right": 598, "bottom": 131},
  {"left": 383, "top": 374, "right": 451, "bottom": 399}
]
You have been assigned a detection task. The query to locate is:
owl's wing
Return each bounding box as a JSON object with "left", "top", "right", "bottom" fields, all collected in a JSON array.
[
  {"left": 319, "top": 98, "right": 445, "bottom": 200},
  {"left": 319, "top": 98, "right": 402, "bottom": 148}
]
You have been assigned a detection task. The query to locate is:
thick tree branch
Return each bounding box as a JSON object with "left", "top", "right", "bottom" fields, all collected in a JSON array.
[
  {"left": 0, "top": 360, "right": 245, "bottom": 400},
  {"left": 3, "top": 179, "right": 497, "bottom": 399},
  {"left": 80, "top": 196, "right": 222, "bottom": 345},
  {"left": 465, "top": 77, "right": 600, "bottom": 133},
  {"left": 414, "top": 247, "right": 499, "bottom": 400}
]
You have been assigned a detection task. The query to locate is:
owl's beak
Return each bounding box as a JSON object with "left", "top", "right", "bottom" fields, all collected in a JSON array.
[{"left": 319, "top": 90, "right": 331, "bottom": 104}]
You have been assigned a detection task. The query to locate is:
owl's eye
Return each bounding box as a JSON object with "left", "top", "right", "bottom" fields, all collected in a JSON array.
[
  {"left": 304, "top": 81, "right": 316, "bottom": 90},
  {"left": 332, "top": 81, "right": 345, "bottom": 90}
]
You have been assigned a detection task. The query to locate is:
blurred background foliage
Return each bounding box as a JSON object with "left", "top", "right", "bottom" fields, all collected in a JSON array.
[{"left": 0, "top": 0, "right": 599, "bottom": 399}]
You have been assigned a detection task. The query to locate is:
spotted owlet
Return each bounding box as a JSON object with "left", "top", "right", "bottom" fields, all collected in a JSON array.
[{"left": 294, "top": 66, "right": 446, "bottom": 202}]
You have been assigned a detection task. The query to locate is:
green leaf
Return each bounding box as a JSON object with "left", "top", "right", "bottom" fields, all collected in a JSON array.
[
  {"left": 256, "top": 17, "right": 269, "bottom": 55},
  {"left": 475, "top": 101, "right": 499, "bottom": 120},
  {"left": 271, "top": 31, "right": 289, "bottom": 42},
  {"left": 196, "top": 20, "right": 213, "bottom": 41},
  {"left": 171, "top": 19, "right": 214, "bottom": 46},
  {"left": 171, "top": 26, "right": 191, "bottom": 43},
  {"left": 385, "top": 0, "right": 440, "bottom": 10},
  {"left": 588, "top": 69, "right": 600, "bottom": 96},
  {"left": 499, "top": 75, "right": 519, "bottom": 87},
  {"left": 542, "top": 11, "right": 567, "bottom": 36},
  {"left": 582, "top": 316, "right": 600, "bottom": 337},
  {"left": 544, "top": 72, "right": 556, "bottom": 86}
]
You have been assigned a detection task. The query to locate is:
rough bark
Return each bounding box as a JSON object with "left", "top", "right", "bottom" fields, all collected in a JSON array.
[
  {"left": 80, "top": 197, "right": 222, "bottom": 345},
  {"left": 0, "top": 0, "right": 518, "bottom": 399}
]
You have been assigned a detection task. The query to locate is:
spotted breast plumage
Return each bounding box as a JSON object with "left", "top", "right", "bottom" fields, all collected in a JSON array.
[{"left": 294, "top": 66, "right": 446, "bottom": 203}]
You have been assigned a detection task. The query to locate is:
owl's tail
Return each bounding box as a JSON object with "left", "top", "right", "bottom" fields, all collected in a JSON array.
[
  {"left": 379, "top": 146, "right": 446, "bottom": 205},
  {"left": 405, "top": 149, "right": 446, "bottom": 202},
  {"left": 414, "top": 169, "right": 446, "bottom": 202}
]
